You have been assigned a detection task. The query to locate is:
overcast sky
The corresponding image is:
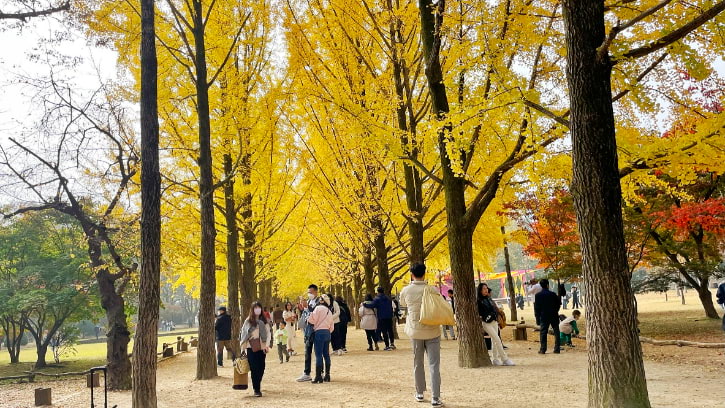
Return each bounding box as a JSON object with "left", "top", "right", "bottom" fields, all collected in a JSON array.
[{"left": 0, "top": 16, "right": 120, "bottom": 145}]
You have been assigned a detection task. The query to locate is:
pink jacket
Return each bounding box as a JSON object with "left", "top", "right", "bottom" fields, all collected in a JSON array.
[{"left": 307, "top": 304, "right": 335, "bottom": 332}]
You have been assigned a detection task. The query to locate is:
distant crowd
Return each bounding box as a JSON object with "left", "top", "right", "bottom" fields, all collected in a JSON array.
[{"left": 213, "top": 266, "right": 584, "bottom": 406}]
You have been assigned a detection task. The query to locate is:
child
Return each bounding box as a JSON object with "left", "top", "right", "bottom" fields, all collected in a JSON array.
[
  {"left": 275, "top": 321, "right": 290, "bottom": 363},
  {"left": 559, "top": 309, "right": 581, "bottom": 347}
]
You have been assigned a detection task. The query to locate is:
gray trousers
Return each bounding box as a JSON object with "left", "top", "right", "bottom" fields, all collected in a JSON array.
[{"left": 411, "top": 336, "right": 441, "bottom": 399}]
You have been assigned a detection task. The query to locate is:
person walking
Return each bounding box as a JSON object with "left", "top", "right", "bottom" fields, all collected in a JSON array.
[
  {"left": 535, "top": 279, "right": 562, "bottom": 354},
  {"left": 363, "top": 287, "right": 396, "bottom": 350},
  {"left": 308, "top": 294, "right": 335, "bottom": 383},
  {"left": 527, "top": 279, "right": 543, "bottom": 326},
  {"left": 400, "top": 263, "right": 443, "bottom": 407},
  {"left": 275, "top": 321, "right": 290, "bottom": 363},
  {"left": 335, "top": 296, "right": 351, "bottom": 353},
  {"left": 359, "top": 294, "right": 380, "bottom": 351},
  {"left": 215, "top": 306, "right": 234, "bottom": 367},
  {"left": 239, "top": 301, "right": 270, "bottom": 397},
  {"left": 477, "top": 283, "right": 514, "bottom": 366},
  {"left": 283, "top": 302, "right": 298, "bottom": 355},
  {"left": 571, "top": 286, "right": 580, "bottom": 309},
  {"left": 328, "top": 295, "right": 343, "bottom": 356},
  {"left": 296, "top": 285, "right": 320, "bottom": 382}
]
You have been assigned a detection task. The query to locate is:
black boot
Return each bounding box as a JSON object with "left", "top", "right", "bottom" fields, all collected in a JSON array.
[{"left": 311, "top": 366, "right": 323, "bottom": 384}]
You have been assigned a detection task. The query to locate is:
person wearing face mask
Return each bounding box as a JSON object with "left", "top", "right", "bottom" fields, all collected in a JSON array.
[
  {"left": 240, "top": 301, "right": 270, "bottom": 397},
  {"left": 308, "top": 294, "right": 335, "bottom": 383},
  {"left": 296, "top": 284, "right": 320, "bottom": 382}
]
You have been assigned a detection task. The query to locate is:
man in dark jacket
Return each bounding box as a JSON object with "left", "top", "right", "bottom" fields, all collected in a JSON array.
[
  {"left": 535, "top": 279, "right": 561, "bottom": 354},
  {"left": 215, "top": 306, "right": 234, "bottom": 366},
  {"left": 364, "top": 287, "right": 396, "bottom": 350}
]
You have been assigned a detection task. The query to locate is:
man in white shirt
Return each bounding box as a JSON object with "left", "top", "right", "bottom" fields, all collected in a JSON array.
[
  {"left": 526, "top": 279, "right": 543, "bottom": 326},
  {"left": 400, "top": 263, "right": 443, "bottom": 407}
]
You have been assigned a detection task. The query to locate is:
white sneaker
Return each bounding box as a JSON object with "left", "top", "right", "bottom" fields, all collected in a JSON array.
[
  {"left": 431, "top": 397, "right": 443, "bottom": 407},
  {"left": 491, "top": 359, "right": 502, "bottom": 366},
  {"left": 296, "top": 373, "right": 312, "bottom": 382},
  {"left": 415, "top": 393, "right": 424, "bottom": 402},
  {"left": 503, "top": 359, "right": 515, "bottom": 366}
]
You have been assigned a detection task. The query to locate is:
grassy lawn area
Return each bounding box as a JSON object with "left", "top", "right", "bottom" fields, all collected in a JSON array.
[{"left": 0, "top": 330, "right": 198, "bottom": 381}]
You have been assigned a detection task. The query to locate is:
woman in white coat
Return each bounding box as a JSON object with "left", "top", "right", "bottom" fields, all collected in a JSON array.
[
  {"left": 359, "top": 294, "right": 379, "bottom": 351},
  {"left": 283, "top": 302, "right": 297, "bottom": 355}
]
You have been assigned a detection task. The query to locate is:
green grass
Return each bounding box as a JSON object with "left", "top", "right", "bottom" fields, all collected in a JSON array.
[
  {"left": 0, "top": 330, "right": 198, "bottom": 381},
  {"left": 637, "top": 310, "right": 723, "bottom": 340}
]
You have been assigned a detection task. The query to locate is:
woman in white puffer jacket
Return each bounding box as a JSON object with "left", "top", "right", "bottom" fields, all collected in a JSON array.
[{"left": 359, "top": 294, "right": 380, "bottom": 351}]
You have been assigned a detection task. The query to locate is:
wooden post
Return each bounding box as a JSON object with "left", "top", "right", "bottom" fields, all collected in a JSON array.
[
  {"left": 514, "top": 321, "right": 528, "bottom": 341},
  {"left": 180, "top": 341, "right": 188, "bottom": 352},
  {"left": 162, "top": 345, "right": 174, "bottom": 358},
  {"left": 87, "top": 372, "right": 100, "bottom": 387},
  {"left": 34, "top": 388, "right": 51, "bottom": 406}
]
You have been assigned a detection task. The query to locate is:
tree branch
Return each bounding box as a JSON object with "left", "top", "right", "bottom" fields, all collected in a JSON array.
[
  {"left": 0, "top": 1, "right": 69, "bottom": 21},
  {"left": 617, "top": 0, "right": 725, "bottom": 62}
]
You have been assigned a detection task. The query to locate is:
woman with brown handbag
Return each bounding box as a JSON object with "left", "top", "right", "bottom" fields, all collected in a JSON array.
[
  {"left": 477, "top": 283, "right": 515, "bottom": 366},
  {"left": 240, "top": 301, "right": 270, "bottom": 397}
]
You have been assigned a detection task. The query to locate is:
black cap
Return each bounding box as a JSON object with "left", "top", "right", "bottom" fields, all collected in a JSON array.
[{"left": 218, "top": 306, "right": 227, "bottom": 312}]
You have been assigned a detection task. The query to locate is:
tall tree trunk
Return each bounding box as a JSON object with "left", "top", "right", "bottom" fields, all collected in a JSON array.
[
  {"left": 223, "top": 154, "right": 242, "bottom": 355},
  {"left": 352, "top": 275, "right": 362, "bottom": 329},
  {"left": 98, "top": 267, "right": 132, "bottom": 390},
  {"left": 240, "top": 133, "right": 256, "bottom": 317},
  {"left": 133, "top": 0, "right": 161, "bottom": 403},
  {"left": 34, "top": 342, "right": 49, "bottom": 368},
  {"left": 696, "top": 283, "right": 719, "bottom": 319},
  {"left": 192, "top": 0, "right": 217, "bottom": 380},
  {"left": 501, "top": 226, "right": 518, "bottom": 321},
  {"left": 2, "top": 318, "right": 24, "bottom": 364},
  {"left": 387, "top": 4, "right": 425, "bottom": 266},
  {"left": 418, "top": 0, "right": 489, "bottom": 368},
  {"left": 373, "top": 220, "right": 391, "bottom": 294},
  {"left": 403, "top": 166, "right": 425, "bottom": 265},
  {"left": 562, "top": 1, "right": 651, "bottom": 406},
  {"left": 363, "top": 247, "right": 375, "bottom": 295}
]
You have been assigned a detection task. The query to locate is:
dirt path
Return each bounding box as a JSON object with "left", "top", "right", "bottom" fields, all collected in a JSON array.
[{"left": 2, "top": 326, "right": 723, "bottom": 408}]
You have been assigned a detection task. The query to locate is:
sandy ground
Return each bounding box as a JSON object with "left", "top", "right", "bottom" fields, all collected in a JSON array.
[{"left": 2, "top": 323, "right": 723, "bottom": 408}]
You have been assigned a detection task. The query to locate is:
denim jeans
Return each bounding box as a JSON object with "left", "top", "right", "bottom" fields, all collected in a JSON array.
[{"left": 313, "top": 329, "right": 331, "bottom": 371}]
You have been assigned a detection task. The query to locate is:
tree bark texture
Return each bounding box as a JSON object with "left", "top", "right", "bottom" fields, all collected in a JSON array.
[
  {"left": 363, "top": 247, "right": 375, "bottom": 296},
  {"left": 373, "top": 218, "right": 391, "bottom": 294},
  {"left": 223, "top": 154, "right": 242, "bottom": 355},
  {"left": 418, "top": 0, "right": 490, "bottom": 368},
  {"left": 2, "top": 318, "right": 24, "bottom": 364},
  {"left": 192, "top": 0, "right": 217, "bottom": 380},
  {"left": 501, "top": 226, "right": 518, "bottom": 322},
  {"left": 387, "top": 2, "right": 425, "bottom": 266},
  {"left": 562, "top": 1, "right": 651, "bottom": 406},
  {"left": 98, "top": 267, "right": 132, "bottom": 390},
  {"left": 240, "top": 130, "right": 256, "bottom": 317},
  {"left": 696, "top": 284, "right": 719, "bottom": 319},
  {"left": 133, "top": 0, "right": 162, "bottom": 404}
]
